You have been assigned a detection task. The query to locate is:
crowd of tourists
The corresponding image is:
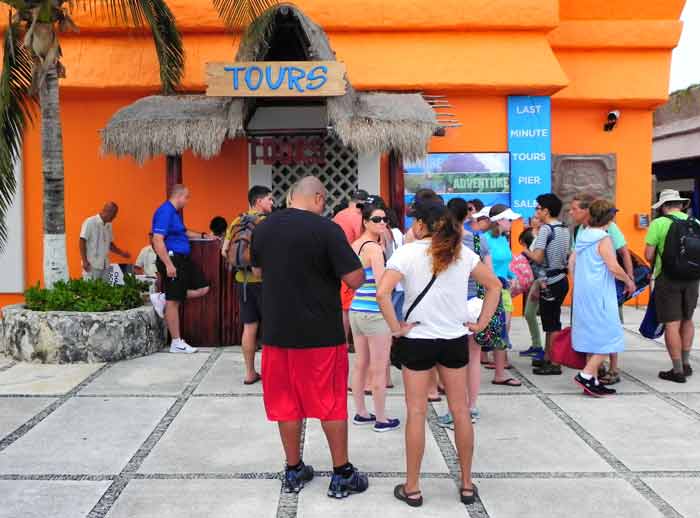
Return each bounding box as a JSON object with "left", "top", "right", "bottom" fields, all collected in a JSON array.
[{"left": 79, "top": 178, "right": 698, "bottom": 507}]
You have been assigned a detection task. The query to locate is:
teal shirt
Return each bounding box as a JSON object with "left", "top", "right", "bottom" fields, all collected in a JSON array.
[{"left": 483, "top": 231, "right": 514, "bottom": 280}]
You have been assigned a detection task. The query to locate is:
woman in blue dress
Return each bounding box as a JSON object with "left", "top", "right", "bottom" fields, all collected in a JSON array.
[{"left": 571, "top": 200, "right": 636, "bottom": 397}]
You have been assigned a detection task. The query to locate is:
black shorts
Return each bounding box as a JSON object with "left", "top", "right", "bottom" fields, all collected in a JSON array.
[
  {"left": 394, "top": 334, "right": 469, "bottom": 371},
  {"left": 156, "top": 254, "right": 209, "bottom": 302},
  {"left": 540, "top": 277, "right": 569, "bottom": 333},
  {"left": 654, "top": 275, "right": 699, "bottom": 323},
  {"left": 238, "top": 282, "right": 263, "bottom": 324}
]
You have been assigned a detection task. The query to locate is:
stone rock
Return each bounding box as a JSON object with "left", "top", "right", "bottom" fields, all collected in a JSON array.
[{"left": 0, "top": 304, "right": 166, "bottom": 364}]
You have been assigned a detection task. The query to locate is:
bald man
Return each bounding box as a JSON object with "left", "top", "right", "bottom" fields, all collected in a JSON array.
[
  {"left": 80, "top": 202, "right": 130, "bottom": 281},
  {"left": 251, "top": 176, "right": 369, "bottom": 498}
]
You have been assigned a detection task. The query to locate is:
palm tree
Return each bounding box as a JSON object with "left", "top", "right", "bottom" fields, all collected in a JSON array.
[{"left": 1, "top": 0, "right": 275, "bottom": 288}]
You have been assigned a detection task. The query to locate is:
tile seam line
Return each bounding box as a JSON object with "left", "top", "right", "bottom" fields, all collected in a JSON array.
[
  {"left": 276, "top": 419, "right": 307, "bottom": 518},
  {"left": 510, "top": 364, "right": 684, "bottom": 518},
  {"left": 619, "top": 371, "right": 700, "bottom": 421},
  {"left": 0, "top": 363, "right": 112, "bottom": 452},
  {"left": 85, "top": 350, "right": 223, "bottom": 518}
]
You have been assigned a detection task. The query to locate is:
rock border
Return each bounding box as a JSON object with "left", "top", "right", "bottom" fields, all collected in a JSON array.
[{"left": 0, "top": 304, "right": 165, "bottom": 363}]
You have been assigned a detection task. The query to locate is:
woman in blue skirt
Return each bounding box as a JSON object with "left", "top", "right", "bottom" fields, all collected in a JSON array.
[{"left": 571, "top": 200, "right": 636, "bottom": 397}]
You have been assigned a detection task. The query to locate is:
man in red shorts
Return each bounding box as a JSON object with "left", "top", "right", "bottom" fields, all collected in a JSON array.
[{"left": 251, "top": 176, "right": 368, "bottom": 498}]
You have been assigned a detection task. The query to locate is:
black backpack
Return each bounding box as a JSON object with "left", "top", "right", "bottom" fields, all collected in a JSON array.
[{"left": 661, "top": 215, "right": 700, "bottom": 281}]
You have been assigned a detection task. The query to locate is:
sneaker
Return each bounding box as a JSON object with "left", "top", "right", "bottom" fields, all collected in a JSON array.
[
  {"left": 574, "top": 374, "right": 615, "bottom": 397},
  {"left": 519, "top": 346, "right": 543, "bottom": 357},
  {"left": 373, "top": 418, "right": 400, "bottom": 432},
  {"left": 533, "top": 362, "right": 562, "bottom": 375},
  {"left": 531, "top": 349, "right": 546, "bottom": 367},
  {"left": 470, "top": 408, "right": 480, "bottom": 424},
  {"left": 352, "top": 413, "right": 376, "bottom": 426},
  {"left": 659, "top": 369, "right": 686, "bottom": 384},
  {"left": 437, "top": 412, "right": 454, "bottom": 429},
  {"left": 684, "top": 364, "right": 693, "bottom": 377},
  {"left": 283, "top": 463, "right": 314, "bottom": 493},
  {"left": 327, "top": 465, "right": 369, "bottom": 499},
  {"left": 169, "top": 339, "right": 198, "bottom": 354},
  {"left": 149, "top": 292, "right": 166, "bottom": 318}
]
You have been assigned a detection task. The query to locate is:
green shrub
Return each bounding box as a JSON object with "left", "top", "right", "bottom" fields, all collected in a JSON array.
[{"left": 25, "top": 275, "right": 150, "bottom": 312}]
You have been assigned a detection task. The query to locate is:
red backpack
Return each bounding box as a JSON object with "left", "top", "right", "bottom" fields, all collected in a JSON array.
[{"left": 509, "top": 253, "right": 534, "bottom": 297}]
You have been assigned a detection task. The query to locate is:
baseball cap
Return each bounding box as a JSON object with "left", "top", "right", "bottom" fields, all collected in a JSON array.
[
  {"left": 350, "top": 189, "right": 370, "bottom": 203},
  {"left": 490, "top": 208, "right": 522, "bottom": 222}
]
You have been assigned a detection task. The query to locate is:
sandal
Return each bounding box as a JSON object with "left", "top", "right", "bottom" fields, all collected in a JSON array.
[
  {"left": 394, "top": 484, "right": 423, "bottom": 507},
  {"left": 484, "top": 363, "right": 513, "bottom": 370},
  {"left": 599, "top": 370, "right": 621, "bottom": 385},
  {"left": 460, "top": 483, "right": 479, "bottom": 505},
  {"left": 243, "top": 373, "right": 262, "bottom": 385},
  {"left": 428, "top": 396, "right": 442, "bottom": 403},
  {"left": 492, "top": 378, "right": 522, "bottom": 387}
]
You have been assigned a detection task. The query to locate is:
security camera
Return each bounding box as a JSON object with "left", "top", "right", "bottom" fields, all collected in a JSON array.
[{"left": 604, "top": 110, "right": 620, "bottom": 131}]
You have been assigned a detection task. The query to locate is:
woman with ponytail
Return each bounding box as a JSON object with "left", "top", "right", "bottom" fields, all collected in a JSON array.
[{"left": 377, "top": 198, "right": 501, "bottom": 508}]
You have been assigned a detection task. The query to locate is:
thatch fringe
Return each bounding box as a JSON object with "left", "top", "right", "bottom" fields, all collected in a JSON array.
[{"left": 100, "top": 4, "right": 437, "bottom": 163}]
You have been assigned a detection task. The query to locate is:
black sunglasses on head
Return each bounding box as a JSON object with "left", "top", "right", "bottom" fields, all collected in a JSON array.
[{"left": 369, "top": 216, "right": 389, "bottom": 223}]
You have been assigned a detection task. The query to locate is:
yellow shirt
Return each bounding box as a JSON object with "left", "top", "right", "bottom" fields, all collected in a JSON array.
[{"left": 224, "top": 210, "right": 264, "bottom": 283}]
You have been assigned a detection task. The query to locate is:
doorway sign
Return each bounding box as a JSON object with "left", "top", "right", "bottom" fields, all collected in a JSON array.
[
  {"left": 206, "top": 61, "right": 347, "bottom": 97},
  {"left": 507, "top": 96, "right": 551, "bottom": 219}
]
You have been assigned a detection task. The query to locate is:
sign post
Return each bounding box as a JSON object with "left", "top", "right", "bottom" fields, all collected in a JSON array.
[
  {"left": 206, "top": 61, "right": 347, "bottom": 97},
  {"left": 507, "top": 96, "right": 551, "bottom": 219}
]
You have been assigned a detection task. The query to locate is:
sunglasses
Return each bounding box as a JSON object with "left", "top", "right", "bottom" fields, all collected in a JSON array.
[
  {"left": 369, "top": 216, "right": 389, "bottom": 224},
  {"left": 467, "top": 206, "right": 475, "bottom": 212},
  {"left": 535, "top": 206, "right": 543, "bottom": 211}
]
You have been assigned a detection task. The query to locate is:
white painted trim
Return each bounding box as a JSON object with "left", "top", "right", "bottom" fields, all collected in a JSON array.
[
  {"left": 249, "top": 163, "right": 272, "bottom": 190},
  {"left": 358, "top": 152, "right": 381, "bottom": 194},
  {"left": 0, "top": 150, "right": 25, "bottom": 293}
]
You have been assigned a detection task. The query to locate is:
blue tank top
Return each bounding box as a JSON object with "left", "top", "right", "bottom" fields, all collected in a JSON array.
[{"left": 350, "top": 241, "right": 382, "bottom": 313}]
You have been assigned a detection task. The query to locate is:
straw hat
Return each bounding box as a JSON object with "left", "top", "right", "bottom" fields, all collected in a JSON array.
[{"left": 652, "top": 189, "right": 689, "bottom": 210}]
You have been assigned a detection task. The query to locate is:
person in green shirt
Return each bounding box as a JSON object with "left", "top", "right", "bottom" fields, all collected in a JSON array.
[{"left": 644, "top": 189, "right": 698, "bottom": 384}]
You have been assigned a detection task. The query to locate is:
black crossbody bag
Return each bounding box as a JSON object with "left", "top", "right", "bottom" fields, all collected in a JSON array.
[{"left": 390, "top": 274, "right": 437, "bottom": 369}]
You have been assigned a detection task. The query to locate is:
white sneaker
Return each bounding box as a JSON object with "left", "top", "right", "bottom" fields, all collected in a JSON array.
[
  {"left": 169, "top": 340, "right": 198, "bottom": 354},
  {"left": 149, "top": 292, "right": 166, "bottom": 319}
]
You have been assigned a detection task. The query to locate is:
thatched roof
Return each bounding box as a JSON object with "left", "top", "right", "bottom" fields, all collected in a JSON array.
[{"left": 100, "top": 4, "right": 437, "bottom": 163}]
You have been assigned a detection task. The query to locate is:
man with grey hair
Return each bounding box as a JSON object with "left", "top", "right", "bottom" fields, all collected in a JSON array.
[
  {"left": 251, "top": 176, "right": 368, "bottom": 498},
  {"left": 79, "top": 202, "right": 130, "bottom": 281}
]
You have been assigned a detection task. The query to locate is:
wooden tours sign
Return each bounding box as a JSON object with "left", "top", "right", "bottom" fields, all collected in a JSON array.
[{"left": 206, "top": 61, "right": 347, "bottom": 97}]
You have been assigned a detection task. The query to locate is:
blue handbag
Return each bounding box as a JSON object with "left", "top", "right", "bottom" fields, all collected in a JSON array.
[{"left": 639, "top": 288, "right": 664, "bottom": 339}]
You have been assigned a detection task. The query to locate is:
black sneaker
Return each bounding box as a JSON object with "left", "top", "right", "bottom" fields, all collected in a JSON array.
[
  {"left": 684, "top": 364, "right": 693, "bottom": 377},
  {"left": 327, "top": 465, "right": 369, "bottom": 499},
  {"left": 659, "top": 369, "right": 686, "bottom": 384},
  {"left": 283, "top": 462, "right": 314, "bottom": 493},
  {"left": 533, "top": 362, "right": 562, "bottom": 376},
  {"left": 574, "top": 374, "right": 615, "bottom": 397}
]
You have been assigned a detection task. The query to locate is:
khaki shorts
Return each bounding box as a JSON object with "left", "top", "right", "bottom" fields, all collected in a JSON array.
[
  {"left": 349, "top": 311, "right": 390, "bottom": 337},
  {"left": 654, "top": 275, "right": 699, "bottom": 323}
]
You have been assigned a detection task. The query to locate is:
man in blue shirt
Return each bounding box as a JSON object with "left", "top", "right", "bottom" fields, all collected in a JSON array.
[{"left": 149, "top": 184, "right": 212, "bottom": 353}]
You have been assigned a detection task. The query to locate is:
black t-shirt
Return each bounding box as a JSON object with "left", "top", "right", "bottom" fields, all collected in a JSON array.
[{"left": 251, "top": 208, "right": 362, "bottom": 348}]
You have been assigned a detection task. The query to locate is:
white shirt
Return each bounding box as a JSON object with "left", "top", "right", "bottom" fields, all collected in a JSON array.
[
  {"left": 80, "top": 214, "right": 112, "bottom": 270},
  {"left": 386, "top": 239, "right": 480, "bottom": 340},
  {"left": 135, "top": 245, "right": 158, "bottom": 277}
]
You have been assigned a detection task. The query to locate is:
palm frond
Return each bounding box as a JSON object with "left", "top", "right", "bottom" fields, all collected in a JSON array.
[
  {"left": 67, "top": 0, "right": 183, "bottom": 94},
  {"left": 0, "top": 21, "right": 37, "bottom": 249},
  {"left": 212, "top": 0, "right": 277, "bottom": 31}
]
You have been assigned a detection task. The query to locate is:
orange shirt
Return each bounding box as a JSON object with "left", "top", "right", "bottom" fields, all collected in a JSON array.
[{"left": 333, "top": 207, "right": 362, "bottom": 244}]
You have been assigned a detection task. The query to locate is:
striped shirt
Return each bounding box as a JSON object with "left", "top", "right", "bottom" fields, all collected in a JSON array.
[
  {"left": 533, "top": 221, "right": 571, "bottom": 284},
  {"left": 350, "top": 266, "right": 380, "bottom": 313}
]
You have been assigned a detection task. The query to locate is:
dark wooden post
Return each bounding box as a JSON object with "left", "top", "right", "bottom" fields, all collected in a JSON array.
[
  {"left": 166, "top": 154, "right": 183, "bottom": 217},
  {"left": 388, "top": 150, "right": 406, "bottom": 232}
]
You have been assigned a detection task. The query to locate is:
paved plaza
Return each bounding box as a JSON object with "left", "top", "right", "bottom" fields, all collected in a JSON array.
[{"left": 1, "top": 308, "right": 699, "bottom": 518}]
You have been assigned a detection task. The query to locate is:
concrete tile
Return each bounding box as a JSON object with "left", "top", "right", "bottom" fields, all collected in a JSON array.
[
  {"left": 194, "top": 353, "right": 263, "bottom": 394},
  {"left": 0, "top": 480, "right": 111, "bottom": 518},
  {"left": 139, "top": 397, "right": 281, "bottom": 473},
  {"left": 643, "top": 478, "right": 700, "bottom": 518},
  {"left": 477, "top": 478, "right": 662, "bottom": 518},
  {"left": 668, "top": 393, "right": 700, "bottom": 414},
  {"left": 105, "top": 479, "right": 279, "bottom": 518},
  {"left": 80, "top": 354, "right": 208, "bottom": 395},
  {"left": 620, "top": 351, "right": 700, "bottom": 393},
  {"left": 0, "top": 397, "right": 56, "bottom": 438},
  {"left": 0, "top": 356, "right": 13, "bottom": 369},
  {"left": 0, "top": 397, "right": 173, "bottom": 474},
  {"left": 298, "top": 477, "right": 468, "bottom": 518},
  {"left": 552, "top": 394, "right": 700, "bottom": 471},
  {"left": 304, "top": 397, "right": 448, "bottom": 474},
  {"left": 435, "top": 395, "right": 612, "bottom": 473},
  {"left": 0, "top": 363, "right": 102, "bottom": 395}
]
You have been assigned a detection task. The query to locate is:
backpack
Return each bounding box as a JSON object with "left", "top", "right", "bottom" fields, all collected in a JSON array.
[
  {"left": 660, "top": 215, "right": 700, "bottom": 281},
  {"left": 509, "top": 253, "right": 534, "bottom": 297},
  {"left": 225, "top": 212, "right": 265, "bottom": 272}
]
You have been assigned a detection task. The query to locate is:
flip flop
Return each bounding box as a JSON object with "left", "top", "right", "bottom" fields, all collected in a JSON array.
[
  {"left": 243, "top": 373, "right": 262, "bottom": 385},
  {"left": 491, "top": 378, "right": 522, "bottom": 387},
  {"left": 428, "top": 396, "right": 442, "bottom": 403},
  {"left": 484, "top": 363, "right": 513, "bottom": 370},
  {"left": 394, "top": 484, "right": 423, "bottom": 507}
]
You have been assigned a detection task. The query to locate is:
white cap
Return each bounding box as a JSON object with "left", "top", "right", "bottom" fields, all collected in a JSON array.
[
  {"left": 472, "top": 206, "right": 492, "bottom": 220},
  {"left": 490, "top": 208, "right": 522, "bottom": 222}
]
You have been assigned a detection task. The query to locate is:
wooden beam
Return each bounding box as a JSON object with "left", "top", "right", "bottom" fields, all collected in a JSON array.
[
  {"left": 389, "top": 150, "right": 406, "bottom": 232},
  {"left": 166, "top": 155, "right": 183, "bottom": 217}
]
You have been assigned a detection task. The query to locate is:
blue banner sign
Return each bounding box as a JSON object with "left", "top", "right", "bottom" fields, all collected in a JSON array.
[{"left": 507, "top": 96, "right": 551, "bottom": 219}]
